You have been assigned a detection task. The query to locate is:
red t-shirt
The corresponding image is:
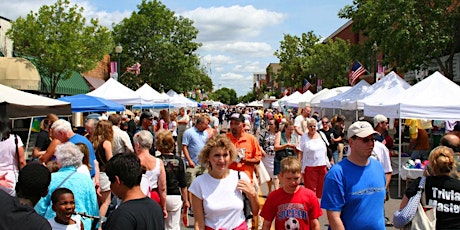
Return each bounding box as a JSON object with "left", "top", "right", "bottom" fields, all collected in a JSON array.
[{"left": 260, "top": 187, "right": 323, "bottom": 229}]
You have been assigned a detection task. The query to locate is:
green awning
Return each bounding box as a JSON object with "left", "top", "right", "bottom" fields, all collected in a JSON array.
[{"left": 40, "top": 71, "right": 90, "bottom": 95}]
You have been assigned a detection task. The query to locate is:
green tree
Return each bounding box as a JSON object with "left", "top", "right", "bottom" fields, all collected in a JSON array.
[
  {"left": 210, "top": 87, "right": 238, "bottom": 105},
  {"left": 305, "top": 38, "right": 352, "bottom": 88},
  {"left": 113, "top": 0, "right": 203, "bottom": 92},
  {"left": 339, "top": 0, "right": 460, "bottom": 80},
  {"left": 274, "top": 31, "right": 321, "bottom": 89},
  {"left": 7, "top": 0, "right": 112, "bottom": 98}
]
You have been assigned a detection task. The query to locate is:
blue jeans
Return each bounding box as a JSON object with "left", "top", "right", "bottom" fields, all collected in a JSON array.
[{"left": 332, "top": 150, "right": 339, "bottom": 164}]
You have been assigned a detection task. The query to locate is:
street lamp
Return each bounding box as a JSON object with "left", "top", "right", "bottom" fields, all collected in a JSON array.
[{"left": 115, "top": 44, "right": 123, "bottom": 79}]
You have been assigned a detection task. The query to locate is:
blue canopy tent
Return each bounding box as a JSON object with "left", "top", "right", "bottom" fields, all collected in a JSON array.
[{"left": 58, "top": 94, "right": 125, "bottom": 112}]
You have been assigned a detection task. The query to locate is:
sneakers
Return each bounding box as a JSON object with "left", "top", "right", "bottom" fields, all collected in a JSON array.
[{"left": 385, "top": 217, "right": 393, "bottom": 227}]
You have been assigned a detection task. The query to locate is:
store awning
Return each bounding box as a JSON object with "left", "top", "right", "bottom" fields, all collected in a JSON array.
[
  {"left": 83, "top": 76, "right": 106, "bottom": 90},
  {"left": 0, "top": 57, "right": 41, "bottom": 90},
  {"left": 41, "top": 71, "right": 90, "bottom": 95}
]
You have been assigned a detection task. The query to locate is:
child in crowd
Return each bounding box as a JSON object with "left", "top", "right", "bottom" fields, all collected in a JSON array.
[
  {"left": 260, "top": 157, "right": 322, "bottom": 230},
  {"left": 48, "top": 188, "right": 83, "bottom": 230}
]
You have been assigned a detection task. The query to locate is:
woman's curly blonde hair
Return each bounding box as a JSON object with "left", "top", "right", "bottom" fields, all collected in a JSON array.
[{"left": 198, "top": 134, "right": 237, "bottom": 169}]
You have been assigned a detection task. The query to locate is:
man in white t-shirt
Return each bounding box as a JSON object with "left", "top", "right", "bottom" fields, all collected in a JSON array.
[{"left": 294, "top": 106, "right": 311, "bottom": 137}]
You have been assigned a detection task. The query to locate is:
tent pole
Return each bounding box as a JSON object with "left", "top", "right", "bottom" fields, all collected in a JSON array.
[
  {"left": 398, "top": 117, "right": 402, "bottom": 198},
  {"left": 26, "top": 118, "right": 33, "bottom": 159}
]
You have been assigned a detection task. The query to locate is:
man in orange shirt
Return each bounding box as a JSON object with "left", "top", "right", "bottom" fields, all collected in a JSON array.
[
  {"left": 227, "top": 113, "right": 262, "bottom": 180},
  {"left": 226, "top": 113, "right": 262, "bottom": 230}
]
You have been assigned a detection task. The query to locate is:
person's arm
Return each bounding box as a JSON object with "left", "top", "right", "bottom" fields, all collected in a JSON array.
[
  {"left": 310, "top": 219, "right": 320, "bottom": 230},
  {"left": 182, "top": 145, "right": 195, "bottom": 168},
  {"left": 93, "top": 160, "right": 101, "bottom": 197},
  {"left": 32, "top": 147, "right": 45, "bottom": 159},
  {"left": 326, "top": 210, "right": 345, "bottom": 230},
  {"left": 103, "top": 141, "right": 113, "bottom": 161},
  {"left": 39, "top": 138, "right": 61, "bottom": 163},
  {"left": 17, "top": 146, "right": 26, "bottom": 169},
  {"left": 399, "top": 195, "right": 409, "bottom": 209},
  {"left": 273, "top": 132, "right": 283, "bottom": 151},
  {"left": 181, "top": 187, "right": 189, "bottom": 211},
  {"left": 261, "top": 220, "right": 272, "bottom": 230},
  {"left": 157, "top": 160, "right": 168, "bottom": 218},
  {"left": 191, "top": 194, "right": 205, "bottom": 230},
  {"left": 122, "top": 132, "right": 134, "bottom": 154}
]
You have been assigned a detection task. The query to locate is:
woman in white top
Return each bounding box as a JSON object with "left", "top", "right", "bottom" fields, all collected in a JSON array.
[
  {"left": 189, "top": 134, "right": 259, "bottom": 230},
  {"left": 297, "top": 118, "right": 330, "bottom": 198},
  {"left": 134, "top": 130, "right": 167, "bottom": 218},
  {"left": 0, "top": 117, "right": 26, "bottom": 196}
]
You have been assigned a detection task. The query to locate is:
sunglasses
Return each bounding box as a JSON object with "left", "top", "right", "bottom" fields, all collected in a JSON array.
[
  {"left": 308, "top": 125, "right": 317, "bottom": 128},
  {"left": 322, "top": 121, "right": 329, "bottom": 124},
  {"left": 357, "top": 136, "right": 375, "bottom": 143}
]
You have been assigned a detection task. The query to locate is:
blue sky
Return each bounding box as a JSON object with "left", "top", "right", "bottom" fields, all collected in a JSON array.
[{"left": 0, "top": 0, "right": 352, "bottom": 96}]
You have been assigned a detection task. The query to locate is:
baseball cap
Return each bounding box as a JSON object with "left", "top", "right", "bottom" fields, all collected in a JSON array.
[
  {"left": 373, "top": 114, "right": 388, "bottom": 127},
  {"left": 229, "top": 113, "right": 245, "bottom": 122},
  {"left": 140, "top": 111, "right": 153, "bottom": 121},
  {"left": 347, "top": 121, "right": 377, "bottom": 138}
]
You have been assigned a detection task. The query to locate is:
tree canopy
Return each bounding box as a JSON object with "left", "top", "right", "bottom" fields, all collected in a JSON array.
[
  {"left": 210, "top": 87, "right": 238, "bottom": 105},
  {"left": 7, "top": 0, "right": 113, "bottom": 98},
  {"left": 113, "top": 0, "right": 210, "bottom": 93},
  {"left": 339, "top": 0, "right": 460, "bottom": 80},
  {"left": 274, "top": 31, "right": 352, "bottom": 92}
]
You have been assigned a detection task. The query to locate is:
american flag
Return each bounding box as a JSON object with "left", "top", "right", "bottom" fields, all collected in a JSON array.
[
  {"left": 127, "top": 62, "right": 141, "bottom": 76},
  {"left": 349, "top": 61, "right": 367, "bottom": 85},
  {"left": 302, "top": 79, "right": 311, "bottom": 93}
]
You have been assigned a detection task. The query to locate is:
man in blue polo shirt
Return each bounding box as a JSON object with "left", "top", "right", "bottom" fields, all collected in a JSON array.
[{"left": 52, "top": 119, "right": 96, "bottom": 177}]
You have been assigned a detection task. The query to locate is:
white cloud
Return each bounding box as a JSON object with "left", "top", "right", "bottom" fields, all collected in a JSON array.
[
  {"left": 181, "top": 5, "right": 285, "bottom": 42},
  {"left": 201, "top": 41, "right": 273, "bottom": 57},
  {"left": 233, "top": 61, "right": 264, "bottom": 73},
  {"left": 0, "top": 0, "right": 55, "bottom": 20}
]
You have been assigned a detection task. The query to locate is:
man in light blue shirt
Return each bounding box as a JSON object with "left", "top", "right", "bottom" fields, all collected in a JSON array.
[{"left": 182, "top": 114, "right": 209, "bottom": 186}]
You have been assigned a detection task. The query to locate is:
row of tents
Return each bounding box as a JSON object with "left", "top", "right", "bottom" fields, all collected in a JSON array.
[{"left": 270, "top": 71, "right": 460, "bottom": 121}]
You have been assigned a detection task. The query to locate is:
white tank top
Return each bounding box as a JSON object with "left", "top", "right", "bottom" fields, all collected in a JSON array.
[{"left": 145, "top": 157, "right": 161, "bottom": 189}]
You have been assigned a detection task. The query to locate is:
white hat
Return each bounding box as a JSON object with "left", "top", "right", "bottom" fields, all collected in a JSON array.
[
  {"left": 347, "top": 121, "right": 377, "bottom": 138},
  {"left": 373, "top": 114, "right": 388, "bottom": 127}
]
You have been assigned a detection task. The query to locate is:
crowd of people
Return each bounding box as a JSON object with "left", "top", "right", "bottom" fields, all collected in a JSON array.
[{"left": 1, "top": 104, "right": 460, "bottom": 230}]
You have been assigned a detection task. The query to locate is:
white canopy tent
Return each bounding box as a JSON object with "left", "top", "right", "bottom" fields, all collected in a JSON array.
[
  {"left": 364, "top": 71, "right": 460, "bottom": 119},
  {"left": 164, "top": 90, "right": 198, "bottom": 108},
  {"left": 286, "top": 90, "right": 314, "bottom": 107},
  {"left": 310, "top": 87, "right": 351, "bottom": 108},
  {"left": 247, "top": 100, "right": 263, "bottom": 107},
  {"left": 136, "top": 84, "right": 169, "bottom": 103},
  {"left": 319, "top": 81, "right": 370, "bottom": 109},
  {"left": 278, "top": 91, "right": 302, "bottom": 102},
  {"left": 87, "top": 78, "right": 146, "bottom": 105},
  {"left": 357, "top": 72, "right": 411, "bottom": 111}
]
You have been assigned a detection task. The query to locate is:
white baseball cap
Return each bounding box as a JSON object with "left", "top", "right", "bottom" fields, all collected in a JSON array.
[{"left": 347, "top": 121, "right": 377, "bottom": 138}]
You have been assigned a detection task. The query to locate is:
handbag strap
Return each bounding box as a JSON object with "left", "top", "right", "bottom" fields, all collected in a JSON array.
[
  {"left": 14, "top": 134, "right": 20, "bottom": 169},
  {"left": 317, "top": 131, "right": 330, "bottom": 146},
  {"left": 56, "top": 171, "right": 77, "bottom": 189}
]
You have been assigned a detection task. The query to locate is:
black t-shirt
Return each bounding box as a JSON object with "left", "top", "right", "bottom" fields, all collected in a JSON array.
[
  {"left": 158, "top": 154, "right": 187, "bottom": 195},
  {"left": 319, "top": 128, "right": 338, "bottom": 152},
  {"left": 103, "top": 197, "right": 164, "bottom": 230},
  {"left": 0, "top": 190, "right": 51, "bottom": 230},
  {"left": 35, "top": 130, "right": 51, "bottom": 151},
  {"left": 405, "top": 176, "right": 460, "bottom": 229}
]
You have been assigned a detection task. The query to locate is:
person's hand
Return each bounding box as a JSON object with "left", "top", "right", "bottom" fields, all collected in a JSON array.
[
  {"left": 0, "top": 173, "right": 13, "bottom": 188},
  {"left": 188, "top": 161, "right": 195, "bottom": 168},
  {"left": 163, "top": 209, "right": 168, "bottom": 219},
  {"left": 237, "top": 179, "right": 256, "bottom": 198},
  {"left": 182, "top": 200, "right": 190, "bottom": 210},
  {"left": 95, "top": 183, "right": 101, "bottom": 197}
]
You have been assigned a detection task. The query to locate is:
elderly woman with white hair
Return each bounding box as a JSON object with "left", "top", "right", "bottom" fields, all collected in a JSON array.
[
  {"left": 35, "top": 142, "right": 99, "bottom": 230},
  {"left": 297, "top": 117, "right": 331, "bottom": 199},
  {"left": 134, "top": 130, "right": 167, "bottom": 218}
]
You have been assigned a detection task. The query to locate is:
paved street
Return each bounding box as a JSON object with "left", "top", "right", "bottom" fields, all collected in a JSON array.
[{"left": 181, "top": 175, "right": 404, "bottom": 230}]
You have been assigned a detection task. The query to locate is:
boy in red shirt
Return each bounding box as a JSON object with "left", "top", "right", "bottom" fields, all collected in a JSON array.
[{"left": 260, "top": 157, "right": 322, "bottom": 230}]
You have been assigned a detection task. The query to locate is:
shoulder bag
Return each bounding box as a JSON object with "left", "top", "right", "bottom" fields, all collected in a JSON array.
[
  {"left": 393, "top": 176, "right": 436, "bottom": 229},
  {"left": 238, "top": 171, "right": 253, "bottom": 220}
]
